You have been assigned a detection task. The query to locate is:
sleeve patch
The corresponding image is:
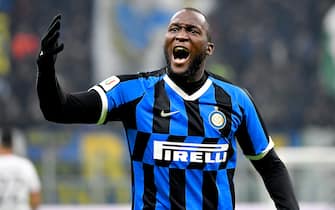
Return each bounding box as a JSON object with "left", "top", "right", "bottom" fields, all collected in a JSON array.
[{"left": 99, "top": 76, "right": 120, "bottom": 92}]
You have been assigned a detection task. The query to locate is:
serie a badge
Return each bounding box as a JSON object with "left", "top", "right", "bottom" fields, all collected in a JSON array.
[{"left": 209, "top": 107, "right": 226, "bottom": 129}]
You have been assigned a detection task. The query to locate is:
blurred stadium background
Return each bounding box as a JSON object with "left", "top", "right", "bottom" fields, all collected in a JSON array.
[{"left": 1, "top": 0, "right": 335, "bottom": 209}]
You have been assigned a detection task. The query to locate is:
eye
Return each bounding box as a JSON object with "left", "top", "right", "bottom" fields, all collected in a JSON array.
[
  {"left": 169, "top": 26, "right": 179, "bottom": 33},
  {"left": 186, "top": 27, "right": 200, "bottom": 35},
  {"left": 191, "top": 29, "right": 199, "bottom": 34}
]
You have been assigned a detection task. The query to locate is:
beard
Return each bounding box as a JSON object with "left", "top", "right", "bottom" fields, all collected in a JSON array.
[{"left": 164, "top": 48, "right": 207, "bottom": 78}]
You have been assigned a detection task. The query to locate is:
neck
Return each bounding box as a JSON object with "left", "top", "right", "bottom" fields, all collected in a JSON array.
[
  {"left": 0, "top": 147, "right": 12, "bottom": 155},
  {"left": 168, "top": 70, "right": 208, "bottom": 95},
  {"left": 166, "top": 56, "right": 207, "bottom": 82}
]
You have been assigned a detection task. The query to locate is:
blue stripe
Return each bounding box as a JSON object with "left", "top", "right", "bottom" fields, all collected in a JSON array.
[
  {"left": 154, "top": 166, "right": 170, "bottom": 209},
  {"left": 126, "top": 129, "right": 137, "bottom": 154},
  {"left": 165, "top": 82, "right": 188, "bottom": 135},
  {"left": 185, "top": 169, "right": 202, "bottom": 209},
  {"left": 133, "top": 162, "right": 144, "bottom": 209},
  {"left": 217, "top": 170, "right": 233, "bottom": 210},
  {"left": 198, "top": 85, "right": 219, "bottom": 138}
]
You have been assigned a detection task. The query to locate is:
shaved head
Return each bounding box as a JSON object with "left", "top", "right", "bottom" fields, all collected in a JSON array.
[
  {"left": 164, "top": 7, "right": 214, "bottom": 81},
  {"left": 171, "top": 7, "right": 212, "bottom": 41}
]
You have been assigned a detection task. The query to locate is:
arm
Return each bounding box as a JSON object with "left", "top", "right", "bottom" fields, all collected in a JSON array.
[
  {"left": 30, "top": 191, "right": 41, "bottom": 210},
  {"left": 37, "top": 69, "right": 101, "bottom": 123},
  {"left": 251, "top": 149, "right": 299, "bottom": 210},
  {"left": 36, "top": 14, "right": 101, "bottom": 123},
  {"left": 27, "top": 160, "right": 42, "bottom": 210},
  {"left": 235, "top": 89, "right": 299, "bottom": 209}
]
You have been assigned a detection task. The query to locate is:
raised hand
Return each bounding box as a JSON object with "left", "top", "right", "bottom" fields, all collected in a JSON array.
[{"left": 37, "top": 14, "right": 64, "bottom": 68}]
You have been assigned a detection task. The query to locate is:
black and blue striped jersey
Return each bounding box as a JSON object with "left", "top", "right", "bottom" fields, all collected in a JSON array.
[{"left": 89, "top": 68, "right": 274, "bottom": 210}]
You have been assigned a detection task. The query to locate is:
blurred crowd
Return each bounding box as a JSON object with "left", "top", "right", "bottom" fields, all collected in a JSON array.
[
  {"left": 208, "top": 0, "right": 335, "bottom": 130},
  {"left": 0, "top": 0, "right": 92, "bottom": 127},
  {"left": 1, "top": 0, "right": 335, "bottom": 131}
]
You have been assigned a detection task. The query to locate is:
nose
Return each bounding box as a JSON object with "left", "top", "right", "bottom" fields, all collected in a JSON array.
[{"left": 175, "top": 29, "right": 189, "bottom": 42}]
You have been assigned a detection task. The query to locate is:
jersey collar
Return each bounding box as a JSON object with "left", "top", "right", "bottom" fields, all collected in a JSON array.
[{"left": 163, "top": 74, "right": 212, "bottom": 101}]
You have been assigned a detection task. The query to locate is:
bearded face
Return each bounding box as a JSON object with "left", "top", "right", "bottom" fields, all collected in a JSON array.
[
  {"left": 164, "top": 46, "right": 207, "bottom": 78},
  {"left": 163, "top": 9, "right": 214, "bottom": 81}
]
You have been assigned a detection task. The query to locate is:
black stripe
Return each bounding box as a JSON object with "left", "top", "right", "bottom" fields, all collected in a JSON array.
[
  {"left": 227, "top": 168, "right": 236, "bottom": 209},
  {"left": 202, "top": 171, "right": 218, "bottom": 210},
  {"left": 168, "top": 135, "right": 187, "bottom": 143},
  {"left": 153, "top": 80, "right": 170, "bottom": 133},
  {"left": 116, "top": 68, "right": 166, "bottom": 82},
  {"left": 219, "top": 142, "right": 234, "bottom": 169},
  {"left": 155, "top": 135, "right": 187, "bottom": 167},
  {"left": 169, "top": 168, "right": 186, "bottom": 210},
  {"left": 213, "top": 84, "right": 232, "bottom": 137},
  {"left": 132, "top": 131, "right": 151, "bottom": 161},
  {"left": 143, "top": 163, "right": 156, "bottom": 209},
  {"left": 235, "top": 112, "right": 256, "bottom": 155},
  {"left": 235, "top": 89, "right": 271, "bottom": 156},
  {"left": 131, "top": 161, "right": 135, "bottom": 210},
  {"left": 187, "top": 138, "right": 219, "bottom": 169},
  {"left": 184, "top": 100, "right": 204, "bottom": 136},
  {"left": 110, "top": 96, "right": 142, "bottom": 127}
]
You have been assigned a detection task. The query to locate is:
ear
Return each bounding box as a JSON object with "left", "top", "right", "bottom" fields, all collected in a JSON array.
[{"left": 206, "top": 42, "right": 214, "bottom": 56}]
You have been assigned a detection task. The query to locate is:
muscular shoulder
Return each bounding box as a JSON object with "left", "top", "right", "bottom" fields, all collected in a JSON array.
[
  {"left": 97, "top": 68, "right": 166, "bottom": 92},
  {"left": 207, "top": 71, "right": 248, "bottom": 97},
  {"left": 120, "top": 68, "right": 166, "bottom": 81},
  {"left": 206, "top": 71, "right": 256, "bottom": 112}
]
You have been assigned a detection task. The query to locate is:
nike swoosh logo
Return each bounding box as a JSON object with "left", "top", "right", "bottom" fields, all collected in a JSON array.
[{"left": 160, "top": 110, "right": 180, "bottom": 117}]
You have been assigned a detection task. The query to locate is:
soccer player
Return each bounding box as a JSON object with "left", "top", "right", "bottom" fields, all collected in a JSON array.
[
  {"left": 0, "top": 128, "right": 41, "bottom": 210},
  {"left": 36, "top": 8, "right": 299, "bottom": 210}
]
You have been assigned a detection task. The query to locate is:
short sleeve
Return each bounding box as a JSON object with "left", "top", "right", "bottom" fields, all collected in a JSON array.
[
  {"left": 25, "top": 160, "right": 41, "bottom": 193},
  {"left": 235, "top": 89, "right": 274, "bottom": 160},
  {"left": 89, "top": 75, "right": 147, "bottom": 124},
  {"left": 89, "top": 76, "right": 121, "bottom": 124}
]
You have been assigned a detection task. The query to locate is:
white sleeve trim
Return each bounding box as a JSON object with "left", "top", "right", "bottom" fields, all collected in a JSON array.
[
  {"left": 89, "top": 86, "right": 108, "bottom": 125},
  {"left": 245, "top": 136, "right": 275, "bottom": 160}
]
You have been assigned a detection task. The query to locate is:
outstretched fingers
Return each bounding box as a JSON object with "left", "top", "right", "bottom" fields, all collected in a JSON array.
[
  {"left": 48, "top": 14, "right": 61, "bottom": 30},
  {"left": 45, "top": 20, "right": 61, "bottom": 41},
  {"left": 41, "top": 14, "right": 64, "bottom": 56},
  {"left": 47, "top": 31, "right": 60, "bottom": 46},
  {"left": 37, "top": 14, "right": 64, "bottom": 67}
]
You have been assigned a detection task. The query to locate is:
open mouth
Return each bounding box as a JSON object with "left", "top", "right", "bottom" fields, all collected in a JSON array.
[{"left": 173, "top": 46, "right": 190, "bottom": 63}]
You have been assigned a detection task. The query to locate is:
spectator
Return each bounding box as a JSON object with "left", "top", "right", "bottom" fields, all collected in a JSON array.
[{"left": 0, "top": 127, "right": 41, "bottom": 210}]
